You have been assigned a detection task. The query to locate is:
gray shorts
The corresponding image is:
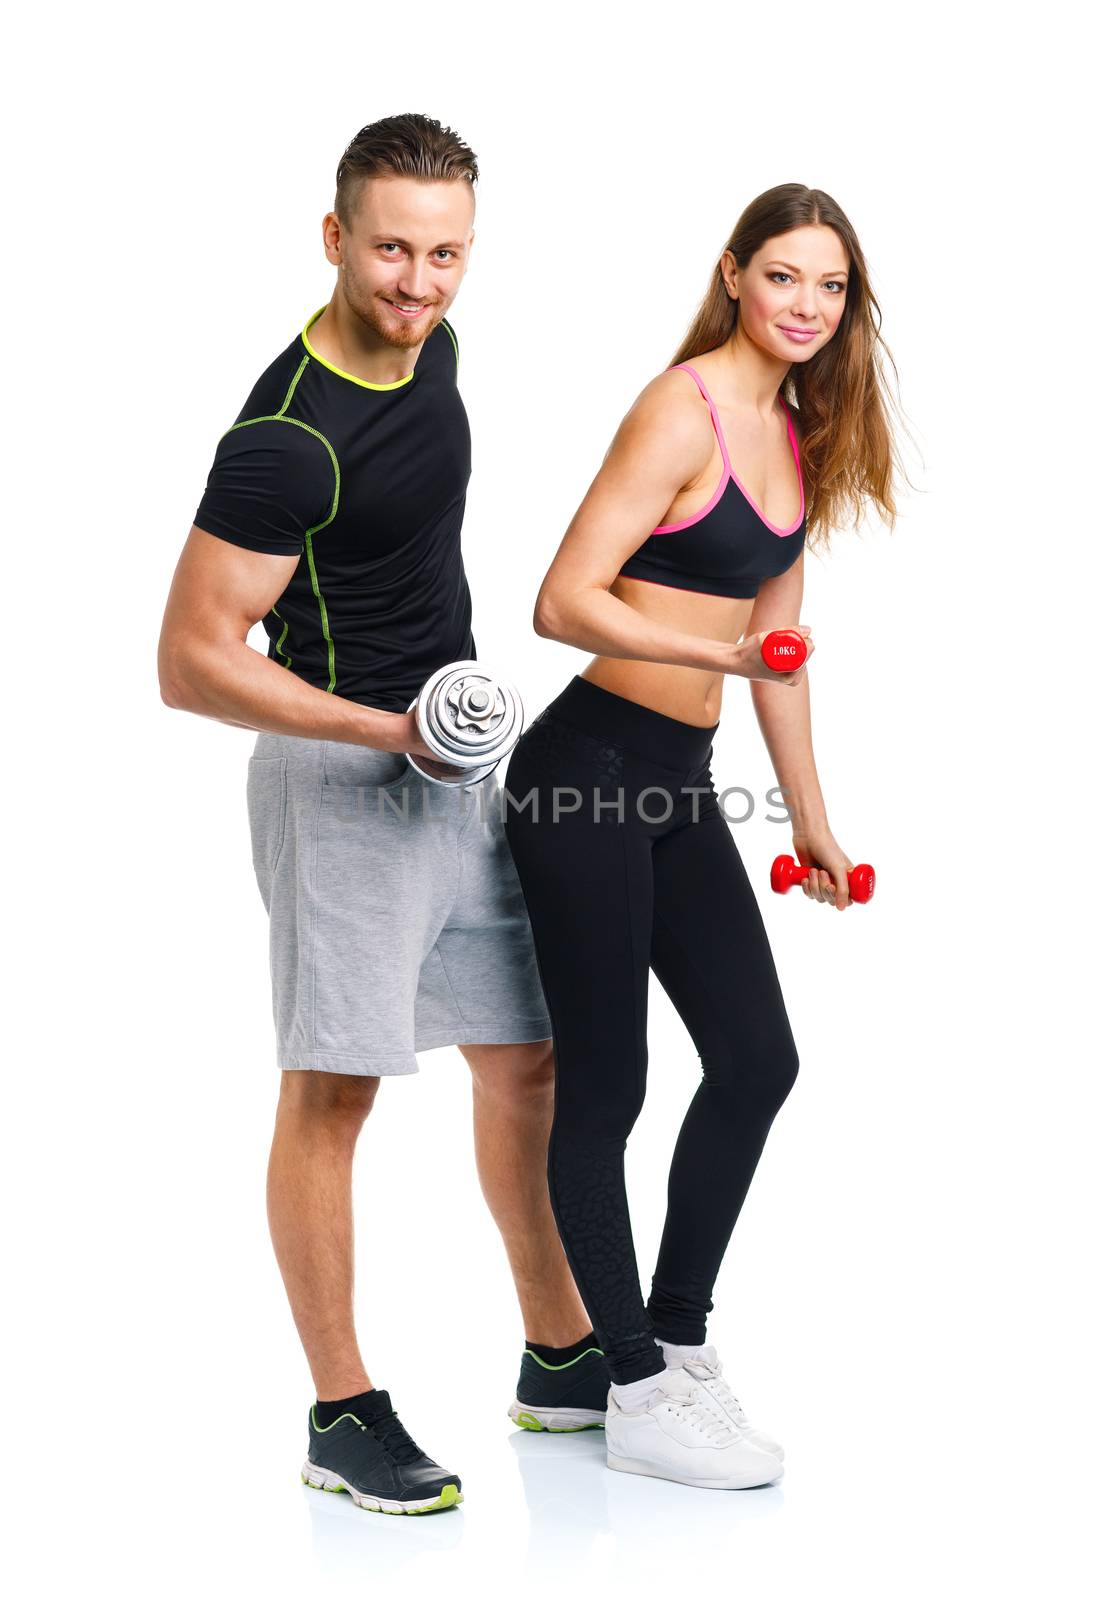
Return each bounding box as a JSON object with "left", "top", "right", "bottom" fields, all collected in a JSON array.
[{"left": 246, "top": 732, "right": 552, "bottom": 1075}]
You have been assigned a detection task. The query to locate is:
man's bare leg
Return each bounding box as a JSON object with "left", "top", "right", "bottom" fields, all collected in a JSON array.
[
  {"left": 266, "top": 1069, "right": 379, "bottom": 1400},
  {"left": 460, "top": 1039, "right": 593, "bottom": 1346}
]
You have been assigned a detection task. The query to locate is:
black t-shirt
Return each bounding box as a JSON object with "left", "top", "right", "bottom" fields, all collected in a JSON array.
[{"left": 194, "top": 306, "right": 475, "bottom": 712}]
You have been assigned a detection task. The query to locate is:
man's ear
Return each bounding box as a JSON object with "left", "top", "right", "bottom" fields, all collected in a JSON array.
[{"left": 322, "top": 211, "right": 343, "bottom": 266}]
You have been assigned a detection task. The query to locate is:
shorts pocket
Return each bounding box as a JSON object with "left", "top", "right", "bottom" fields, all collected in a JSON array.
[
  {"left": 246, "top": 755, "right": 288, "bottom": 908},
  {"left": 322, "top": 741, "right": 411, "bottom": 792}
]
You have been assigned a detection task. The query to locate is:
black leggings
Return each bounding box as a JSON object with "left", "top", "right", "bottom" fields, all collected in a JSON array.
[{"left": 503, "top": 675, "right": 800, "bottom": 1384}]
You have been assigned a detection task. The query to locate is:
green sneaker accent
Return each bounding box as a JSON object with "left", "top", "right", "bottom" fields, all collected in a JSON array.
[
  {"left": 302, "top": 1471, "right": 461, "bottom": 1512},
  {"left": 310, "top": 1405, "right": 367, "bottom": 1433},
  {"left": 523, "top": 1346, "right": 605, "bottom": 1372},
  {"left": 510, "top": 1408, "right": 603, "bottom": 1434},
  {"left": 512, "top": 1409, "right": 545, "bottom": 1432},
  {"left": 302, "top": 1473, "right": 346, "bottom": 1493},
  {"left": 405, "top": 1484, "right": 463, "bottom": 1514}
]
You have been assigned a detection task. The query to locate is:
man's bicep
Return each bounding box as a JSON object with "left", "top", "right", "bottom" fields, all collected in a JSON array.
[{"left": 162, "top": 526, "right": 301, "bottom": 651}]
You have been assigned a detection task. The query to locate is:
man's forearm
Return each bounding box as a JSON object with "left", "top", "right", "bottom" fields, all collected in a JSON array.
[
  {"left": 161, "top": 638, "right": 404, "bottom": 749},
  {"left": 750, "top": 673, "right": 828, "bottom": 832}
]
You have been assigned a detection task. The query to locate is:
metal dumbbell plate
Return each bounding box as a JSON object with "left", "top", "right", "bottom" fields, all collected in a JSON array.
[{"left": 407, "top": 662, "right": 525, "bottom": 787}]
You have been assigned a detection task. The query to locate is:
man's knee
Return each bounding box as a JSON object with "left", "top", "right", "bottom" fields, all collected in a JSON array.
[
  {"left": 276, "top": 1068, "right": 379, "bottom": 1131},
  {"left": 465, "top": 1038, "right": 555, "bottom": 1102}
]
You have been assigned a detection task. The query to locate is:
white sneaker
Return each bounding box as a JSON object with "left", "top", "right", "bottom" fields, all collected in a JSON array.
[
  {"left": 605, "top": 1366, "right": 783, "bottom": 1489},
  {"left": 657, "top": 1340, "right": 785, "bottom": 1462}
]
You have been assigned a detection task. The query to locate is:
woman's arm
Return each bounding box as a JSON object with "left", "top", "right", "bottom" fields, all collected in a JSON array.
[
  {"left": 746, "top": 553, "right": 827, "bottom": 832},
  {"left": 534, "top": 372, "right": 743, "bottom": 672},
  {"left": 748, "top": 554, "right": 861, "bottom": 909}
]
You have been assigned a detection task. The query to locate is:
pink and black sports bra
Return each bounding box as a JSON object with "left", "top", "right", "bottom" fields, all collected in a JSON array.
[{"left": 617, "top": 363, "right": 806, "bottom": 599}]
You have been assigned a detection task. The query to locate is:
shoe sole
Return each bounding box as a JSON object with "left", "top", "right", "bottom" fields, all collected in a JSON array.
[
  {"left": 301, "top": 1460, "right": 462, "bottom": 1514},
  {"left": 605, "top": 1451, "right": 783, "bottom": 1490},
  {"left": 507, "top": 1402, "right": 606, "bottom": 1433}
]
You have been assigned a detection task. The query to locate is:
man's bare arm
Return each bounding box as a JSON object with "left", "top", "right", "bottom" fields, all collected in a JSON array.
[{"left": 157, "top": 525, "right": 407, "bottom": 750}]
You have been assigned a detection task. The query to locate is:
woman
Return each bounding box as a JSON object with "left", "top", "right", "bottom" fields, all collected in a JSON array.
[{"left": 503, "top": 184, "right": 899, "bottom": 1491}]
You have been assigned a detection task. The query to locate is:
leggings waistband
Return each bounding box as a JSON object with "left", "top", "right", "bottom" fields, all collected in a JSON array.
[{"left": 544, "top": 675, "right": 718, "bottom": 772}]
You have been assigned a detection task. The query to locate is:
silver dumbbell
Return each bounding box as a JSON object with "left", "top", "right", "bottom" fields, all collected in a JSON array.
[{"left": 406, "top": 661, "right": 525, "bottom": 787}]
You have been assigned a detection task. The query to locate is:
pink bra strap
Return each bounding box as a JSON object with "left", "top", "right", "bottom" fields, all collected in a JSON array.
[
  {"left": 672, "top": 363, "right": 732, "bottom": 477},
  {"left": 780, "top": 394, "right": 802, "bottom": 475},
  {"left": 675, "top": 362, "right": 803, "bottom": 499}
]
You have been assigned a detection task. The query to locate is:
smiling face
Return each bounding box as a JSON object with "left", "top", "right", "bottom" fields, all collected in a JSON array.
[
  {"left": 325, "top": 174, "right": 476, "bottom": 351},
  {"left": 723, "top": 224, "right": 850, "bottom": 362}
]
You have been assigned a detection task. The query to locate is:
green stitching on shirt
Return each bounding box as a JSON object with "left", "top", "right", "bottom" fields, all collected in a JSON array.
[
  {"left": 441, "top": 319, "right": 459, "bottom": 373},
  {"left": 271, "top": 607, "right": 292, "bottom": 668},
  {"left": 223, "top": 354, "right": 341, "bottom": 690},
  {"left": 277, "top": 354, "right": 309, "bottom": 417}
]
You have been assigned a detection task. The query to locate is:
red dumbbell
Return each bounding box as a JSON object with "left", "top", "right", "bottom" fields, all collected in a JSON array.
[
  {"left": 761, "top": 629, "right": 809, "bottom": 672},
  {"left": 770, "top": 854, "right": 876, "bottom": 904}
]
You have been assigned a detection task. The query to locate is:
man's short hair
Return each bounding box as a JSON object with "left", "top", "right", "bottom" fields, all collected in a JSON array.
[{"left": 335, "top": 113, "right": 479, "bottom": 227}]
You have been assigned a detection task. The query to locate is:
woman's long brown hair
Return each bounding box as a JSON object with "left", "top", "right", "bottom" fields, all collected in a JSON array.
[{"left": 670, "top": 184, "right": 908, "bottom": 548}]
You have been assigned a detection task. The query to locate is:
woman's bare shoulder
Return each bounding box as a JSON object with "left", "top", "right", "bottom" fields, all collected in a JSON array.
[{"left": 615, "top": 366, "right": 713, "bottom": 459}]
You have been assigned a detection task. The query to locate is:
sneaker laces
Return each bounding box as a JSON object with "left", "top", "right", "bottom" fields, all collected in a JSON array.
[
  {"left": 367, "top": 1409, "right": 425, "bottom": 1465},
  {"left": 682, "top": 1350, "right": 753, "bottom": 1430},
  {"left": 662, "top": 1375, "right": 738, "bottom": 1445}
]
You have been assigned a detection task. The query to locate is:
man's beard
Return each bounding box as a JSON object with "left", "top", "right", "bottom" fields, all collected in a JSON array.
[{"left": 342, "top": 266, "right": 442, "bottom": 351}]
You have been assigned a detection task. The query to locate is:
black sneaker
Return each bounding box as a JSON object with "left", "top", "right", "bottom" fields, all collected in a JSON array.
[
  {"left": 507, "top": 1344, "right": 609, "bottom": 1432},
  {"left": 301, "top": 1389, "right": 463, "bottom": 1514}
]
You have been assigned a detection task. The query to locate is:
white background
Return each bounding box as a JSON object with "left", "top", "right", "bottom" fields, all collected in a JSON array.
[{"left": 5, "top": 1, "right": 1116, "bottom": 1595}]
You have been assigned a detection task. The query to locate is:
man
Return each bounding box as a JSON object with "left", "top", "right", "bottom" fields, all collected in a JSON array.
[{"left": 157, "top": 114, "right": 607, "bottom": 1516}]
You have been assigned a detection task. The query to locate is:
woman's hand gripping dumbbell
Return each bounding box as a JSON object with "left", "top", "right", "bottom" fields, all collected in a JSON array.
[
  {"left": 771, "top": 851, "right": 876, "bottom": 909},
  {"left": 725, "top": 626, "right": 814, "bottom": 684}
]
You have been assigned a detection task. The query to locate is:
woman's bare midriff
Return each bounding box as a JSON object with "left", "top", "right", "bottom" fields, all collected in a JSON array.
[{"left": 580, "top": 576, "right": 753, "bottom": 728}]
